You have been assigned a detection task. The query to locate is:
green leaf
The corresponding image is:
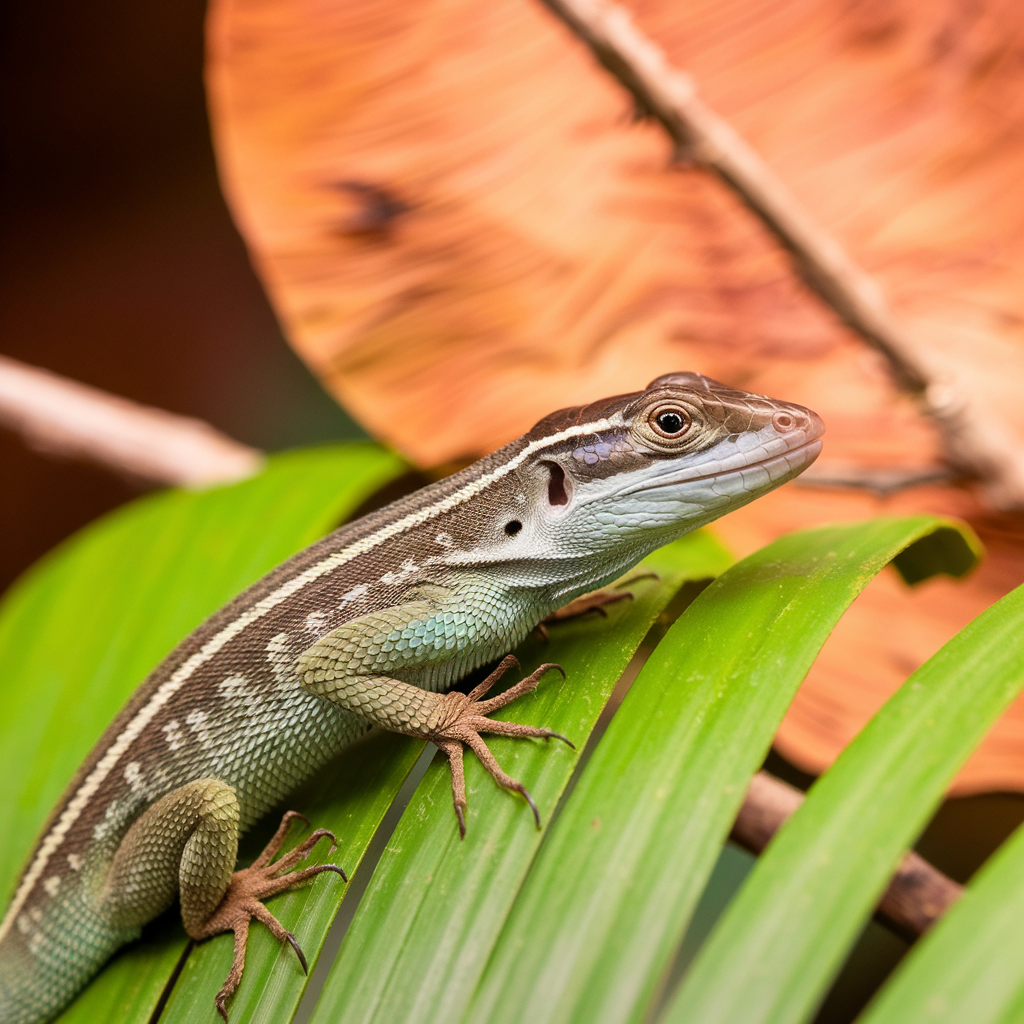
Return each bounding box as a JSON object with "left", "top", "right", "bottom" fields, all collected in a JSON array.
[
  {"left": 465, "top": 517, "right": 979, "bottom": 1024},
  {"left": 306, "top": 532, "right": 734, "bottom": 1024},
  {"left": 763, "top": 587, "right": 1024, "bottom": 1024},
  {"left": 0, "top": 443, "right": 407, "bottom": 1024},
  {"left": 664, "top": 577, "right": 1024, "bottom": 1024},
  {"left": 858, "top": 817, "right": 1024, "bottom": 1024}
]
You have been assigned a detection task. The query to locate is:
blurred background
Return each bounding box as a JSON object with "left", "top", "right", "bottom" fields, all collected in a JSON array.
[
  {"left": 0, "top": 0, "right": 364, "bottom": 593},
  {"left": 5, "top": 0, "right": 1024, "bottom": 1019},
  {"left": 7, "top": 0, "right": 1024, "bottom": 795}
]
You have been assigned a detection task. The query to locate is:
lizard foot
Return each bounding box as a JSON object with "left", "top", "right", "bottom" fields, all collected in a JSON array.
[
  {"left": 199, "top": 811, "right": 347, "bottom": 1022},
  {"left": 534, "top": 572, "right": 659, "bottom": 640},
  {"left": 433, "top": 655, "right": 572, "bottom": 838}
]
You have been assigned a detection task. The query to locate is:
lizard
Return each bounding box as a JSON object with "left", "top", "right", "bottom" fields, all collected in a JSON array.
[{"left": 0, "top": 371, "right": 823, "bottom": 1024}]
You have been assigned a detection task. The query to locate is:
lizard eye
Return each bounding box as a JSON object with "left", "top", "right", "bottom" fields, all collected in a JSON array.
[
  {"left": 631, "top": 399, "right": 698, "bottom": 452},
  {"left": 651, "top": 407, "right": 691, "bottom": 439}
]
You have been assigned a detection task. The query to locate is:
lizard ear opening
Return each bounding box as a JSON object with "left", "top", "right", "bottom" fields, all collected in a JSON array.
[{"left": 543, "top": 461, "right": 571, "bottom": 506}]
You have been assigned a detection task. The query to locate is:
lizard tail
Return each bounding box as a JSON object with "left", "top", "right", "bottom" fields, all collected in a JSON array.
[{"left": 0, "top": 885, "right": 135, "bottom": 1024}]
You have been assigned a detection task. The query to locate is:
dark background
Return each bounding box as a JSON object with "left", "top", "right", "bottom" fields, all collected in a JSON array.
[{"left": 0, "top": 0, "right": 362, "bottom": 593}]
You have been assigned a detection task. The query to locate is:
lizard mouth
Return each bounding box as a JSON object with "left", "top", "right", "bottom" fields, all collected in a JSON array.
[{"left": 634, "top": 437, "right": 824, "bottom": 493}]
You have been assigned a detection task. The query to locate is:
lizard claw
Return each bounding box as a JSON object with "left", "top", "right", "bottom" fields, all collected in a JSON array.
[
  {"left": 614, "top": 570, "right": 659, "bottom": 590},
  {"left": 285, "top": 931, "right": 309, "bottom": 975},
  {"left": 521, "top": 785, "right": 541, "bottom": 830}
]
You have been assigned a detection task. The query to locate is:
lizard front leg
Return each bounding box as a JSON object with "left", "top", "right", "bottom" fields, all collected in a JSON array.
[
  {"left": 101, "top": 780, "right": 344, "bottom": 1021},
  {"left": 534, "top": 572, "right": 659, "bottom": 640},
  {"left": 430, "top": 656, "right": 570, "bottom": 836},
  {"left": 297, "top": 594, "right": 571, "bottom": 836}
]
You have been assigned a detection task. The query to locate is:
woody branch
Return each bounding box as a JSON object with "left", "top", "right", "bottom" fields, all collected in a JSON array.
[{"left": 538, "top": 0, "right": 1024, "bottom": 510}]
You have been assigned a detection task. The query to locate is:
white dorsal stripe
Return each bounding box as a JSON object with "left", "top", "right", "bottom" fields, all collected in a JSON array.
[{"left": 0, "top": 414, "right": 619, "bottom": 940}]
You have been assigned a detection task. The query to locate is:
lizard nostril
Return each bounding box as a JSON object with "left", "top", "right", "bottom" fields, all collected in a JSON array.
[{"left": 772, "top": 411, "right": 800, "bottom": 432}]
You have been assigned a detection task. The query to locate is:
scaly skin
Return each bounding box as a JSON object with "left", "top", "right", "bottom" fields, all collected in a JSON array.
[{"left": 0, "top": 372, "right": 823, "bottom": 1023}]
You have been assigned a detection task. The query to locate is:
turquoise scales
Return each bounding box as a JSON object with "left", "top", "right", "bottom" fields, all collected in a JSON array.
[{"left": 0, "top": 373, "right": 824, "bottom": 1023}]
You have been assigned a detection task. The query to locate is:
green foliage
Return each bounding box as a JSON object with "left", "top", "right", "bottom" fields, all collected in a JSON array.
[
  {"left": 663, "top": 559, "right": 1024, "bottom": 1024},
  {"left": 6, "top": 443, "right": 1024, "bottom": 1024},
  {"left": 466, "top": 518, "right": 980, "bottom": 1024}
]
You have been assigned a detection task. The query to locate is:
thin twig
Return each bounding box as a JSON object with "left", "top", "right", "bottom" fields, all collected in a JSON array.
[
  {"left": 732, "top": 771, "right": 962, "bottom": 941},
  {"left": 796, "top": 462, "right": 958, "bottom": 497},
  {"left": 537, "top": 0, "right": 1024, "bottom": 510},
  {"left": 0, "top": 355, "right": 263, "bottom": 488}
]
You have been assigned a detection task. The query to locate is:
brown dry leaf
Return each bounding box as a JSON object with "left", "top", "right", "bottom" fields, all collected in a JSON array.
[{"left": 206, "top": 0, "right": 1024, "bottom": 792}]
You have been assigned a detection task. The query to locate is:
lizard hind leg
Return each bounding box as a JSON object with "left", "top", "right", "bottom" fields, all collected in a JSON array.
[
  {"left": 186, "top": 810, "right": 347, "bottom": 1023},
  {"left": 102, "top": 782, "right": 345, "bottom": 1021}
]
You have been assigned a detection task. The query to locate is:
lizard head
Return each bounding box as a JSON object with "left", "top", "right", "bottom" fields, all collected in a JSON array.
[{"left": 510, "top": 371, "right": 824, "bottom": 561}]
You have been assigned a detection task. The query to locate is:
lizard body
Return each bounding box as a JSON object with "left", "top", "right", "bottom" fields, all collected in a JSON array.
[{"left": 0, "top": 373, "right": 823, "bottom": 1023}]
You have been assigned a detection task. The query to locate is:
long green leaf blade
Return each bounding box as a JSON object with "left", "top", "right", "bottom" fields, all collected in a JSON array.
[
  {"left": 667, "top": 581, "right": 1024, "bottom": 1024},
  {"left": 858, "top": 816, "right": 1024, "bottom": 1024},
  {"left": 307, "top": 533, "right": 733, "bottom": 1024},
  {"left": 0, "top": 443, "right": 406, "bottom": 1024},
  {"left": 466, "top": 518, "right": 979, "bottom": 1024},
  {"left": 664, "top": 577, "right": 1024, "bottom": 1024}
]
